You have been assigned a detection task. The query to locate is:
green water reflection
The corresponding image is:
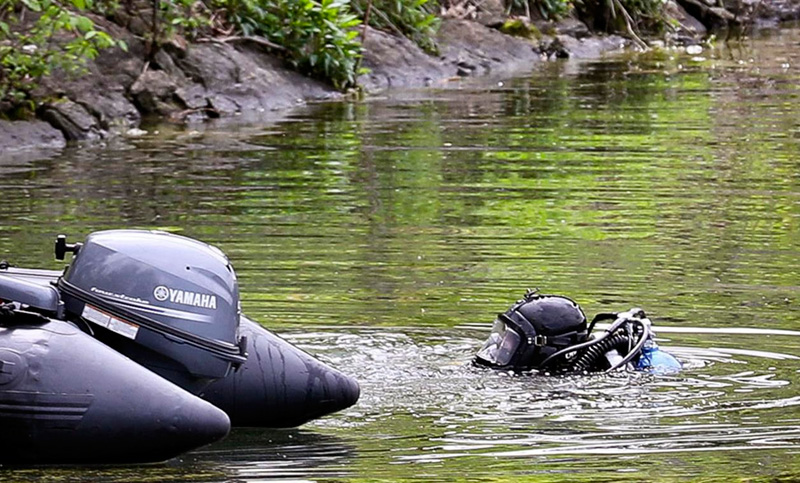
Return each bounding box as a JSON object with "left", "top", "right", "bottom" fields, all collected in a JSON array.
[{"left": 1, "top": 26, "right": 799, "bottom": 482}]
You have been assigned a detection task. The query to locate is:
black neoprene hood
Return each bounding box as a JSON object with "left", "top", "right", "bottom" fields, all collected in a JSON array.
[{"left": 475, "top": 293, "right": 589, "bottom": 371}]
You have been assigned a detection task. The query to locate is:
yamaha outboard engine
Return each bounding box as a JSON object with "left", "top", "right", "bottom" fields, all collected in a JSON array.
[
  {"left": 55, "top": 229, "right": 360, "bottom": 426},
  {"left": 57, "top": 230, "right": 247, "bottom": 392}
]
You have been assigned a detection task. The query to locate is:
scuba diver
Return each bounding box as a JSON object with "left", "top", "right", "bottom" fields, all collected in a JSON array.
[{"left": 474, "top": 290, "right": 681, "bottom": 374}]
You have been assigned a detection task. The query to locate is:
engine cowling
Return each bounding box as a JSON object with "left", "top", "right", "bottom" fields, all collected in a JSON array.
[{"left": 58, "top": 230, "right": 246, "bottom": 392}]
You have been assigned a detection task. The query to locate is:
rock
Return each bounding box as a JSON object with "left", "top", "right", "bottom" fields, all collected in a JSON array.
[
  {"left": 554, "top": 17, "right": 590, "bottom": 39},
  {"left": 130, "top": 68, "right": 182, "bottom": 116},
  {"left": 208, "top": 94, "right": 240, "bottom": 116},
  {"left": 75, "top": 90, "right": 141, "bottom": 131},
  {"left": 175, "top": 84, "right": 210, "bottom": 111},
  {"left": 676, "top": 0, "right": 739, "bottom": 28},
  {"left": 547, "top": 34, "right": 628, "bottom": 59},
  {"left": 665, "top": 0, "right": 708, "bottom": 38},
  {"left": 38, "top": 99, "right": 104, "bottom": 141},
  {"left": 477, "top": 14, "right": 507, "bottom": 29},
  {"left": 499, "top": 18, "right": 541, "bottom": 39},
  {"left": 174, "top": 42, "right": 335, "bottom": 115},
  {"left": 686, "top": 44, "right": 703, "bottom": 54},
  {"left": 153, "top": 48, "right": 189, "bottom": 84},
  {"left": 177, "top": 43, "right": 240, "bottom": 89},
  {"left": 0, "top": 119, "right": 66, "bottom": 153},
  {"left": 475, "top": 0, "right": 507, "bottom": 27},
  {"left": 540, "top": 36, "right": 570, "bottom": 58},
  {"left": 125, "top": 128, "right": 148, "bottom": 137},
  {"left": 438, "top": 19, "right": 541, "bottom": 77},
  {"left": 721, "top": 0, "right": 760, "bottom": 20},
  {"left": 758, "top": 0, "right": 800, "bottom": 21},
  {"left": 358, "top": 26, "right": 449, "bottom": 91},
  {"left": 480, "top": 0, "right": 506, "bottom": 16},
  {"left": 457, "top": 66, "right": 473, "bottom": 76},
  {"left": 127, "top": 15, "right": 148, "bottom": 37},
  {"left": 710, "top": 6, "right": 738, "bottom": 23}
]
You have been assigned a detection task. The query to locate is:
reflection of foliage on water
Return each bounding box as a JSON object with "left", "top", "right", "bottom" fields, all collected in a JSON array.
[{"left": 0, "top": 31, "right": 798, "bottom": 333}]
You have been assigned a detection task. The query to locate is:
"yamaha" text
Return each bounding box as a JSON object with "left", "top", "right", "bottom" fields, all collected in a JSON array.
[{"left": 154, "top": 285, "right": 217, "bottom": 310}]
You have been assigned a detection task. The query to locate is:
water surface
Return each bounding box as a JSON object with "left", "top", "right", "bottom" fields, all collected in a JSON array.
[{"left": 1, "top": 26, "right": 799, "bottom": 482}]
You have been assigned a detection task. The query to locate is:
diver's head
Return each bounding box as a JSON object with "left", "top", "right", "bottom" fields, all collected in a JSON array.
[{"left": 474, "top": 291, "right": 589, "bottom": 371}]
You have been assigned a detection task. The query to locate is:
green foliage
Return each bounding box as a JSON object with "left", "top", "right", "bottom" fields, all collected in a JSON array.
[
  {"left": 0, "top": 0, "right": 445, "bottom": 106},
  {"left": 536, "top": 0, "right": 571, "bottom": 18},
  {"left": 351, "top": 0, "right": 440, "bottom": 54},
  {"left": 216, "top": 0, "right": 363, "bottom": 89},
  {"left": 160, "top": 0, "right": 210, "bottom": 41},
  {"left": 0, "top": 0, "right": 124, "bottom": 107}
]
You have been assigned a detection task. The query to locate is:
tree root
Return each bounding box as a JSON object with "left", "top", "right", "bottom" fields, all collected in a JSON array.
[{"left": 609, "top": 0, "right": 648, "bottom": 50}]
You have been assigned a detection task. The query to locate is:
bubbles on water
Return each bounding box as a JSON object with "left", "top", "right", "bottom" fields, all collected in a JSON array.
[{"left": 287, "top": 327, "right": 800, "bottom": 466}]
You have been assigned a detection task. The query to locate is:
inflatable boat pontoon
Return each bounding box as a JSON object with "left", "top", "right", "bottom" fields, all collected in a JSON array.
[{"left": 0, "top": 230, "right": 360, "bottom": 464}]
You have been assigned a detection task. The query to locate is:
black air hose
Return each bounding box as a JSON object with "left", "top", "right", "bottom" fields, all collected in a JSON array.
[{"left": 572, "top": 331, "right": 629, "bottom": 373}]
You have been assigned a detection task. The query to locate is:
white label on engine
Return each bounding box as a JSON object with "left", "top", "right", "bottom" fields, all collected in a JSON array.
[
  {"left": 107, "top": 316, "right": 139, "bottom": 340},
  {"left": 82, "top": 304, "right": 139, "bottom": 339},
  {"left": 82, "top": 304, "right": 111, "bottom": 327}
]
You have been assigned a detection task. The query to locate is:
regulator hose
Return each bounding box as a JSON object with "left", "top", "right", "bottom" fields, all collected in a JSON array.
[
  {"left": 606, "top": 320, "right": 651, "bottom": 372},
  {"left": 572, "top": 331, "right": 630, "bottom": 373},
  {"left": 538, "top": 313, "right": 632, "bottom": 370},
  {"left": 538, "top": 330, "right": 612, "bottom": 369}
]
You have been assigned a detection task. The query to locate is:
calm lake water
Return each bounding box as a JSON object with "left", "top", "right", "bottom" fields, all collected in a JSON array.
[{"left": 1, "top": 25, "right": 799, "bottom": 482}]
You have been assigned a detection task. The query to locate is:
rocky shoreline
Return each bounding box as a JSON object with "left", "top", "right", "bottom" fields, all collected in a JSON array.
[{"left": 1, "top": 0, "right": 799, "bottom": 154}]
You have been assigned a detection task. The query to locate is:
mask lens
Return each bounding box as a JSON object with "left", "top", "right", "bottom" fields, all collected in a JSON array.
[{"left": 476, "top": 318, "right": 521, "bottom": 366}]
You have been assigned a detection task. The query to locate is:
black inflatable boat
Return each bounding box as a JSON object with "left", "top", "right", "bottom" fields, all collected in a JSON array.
[{"left": 0, "top": 230, "right": 360, "bottom": 464}]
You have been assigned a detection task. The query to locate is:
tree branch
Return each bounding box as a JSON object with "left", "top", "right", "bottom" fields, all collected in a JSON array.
[{"left": 196, "top": 35, "right": 286, "bottom": 51}]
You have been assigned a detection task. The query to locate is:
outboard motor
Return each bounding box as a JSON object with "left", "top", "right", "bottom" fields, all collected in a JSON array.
[
  {"left": 55, "top": 230, "right": 360, "bottom": 426},
  {"left": 56, "top": 230, "right": 248, "bottom": 392}
]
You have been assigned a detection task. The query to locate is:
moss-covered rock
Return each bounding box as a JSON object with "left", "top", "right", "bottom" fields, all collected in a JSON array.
[{"left": 499, "top": 18, "right": 542, "bottom": 39}]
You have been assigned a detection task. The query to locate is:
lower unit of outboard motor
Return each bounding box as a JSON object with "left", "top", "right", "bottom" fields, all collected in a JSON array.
[
  {"left": 53, "top": 230, "right": 360, "bottom": 426},
  {"left": 475, "top": 290, "right": 681, "bottom": 374}
]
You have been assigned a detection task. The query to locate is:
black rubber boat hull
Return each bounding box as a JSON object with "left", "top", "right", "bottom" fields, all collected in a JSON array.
[
  {"left": 201, "top": 317, "right": 361, "bottom": 427},
  {"left": 0, "top": 319, "right": 231, "bottom": 465},
  {"left": 0, "top": 265, "right": 360, "bottom": 429}
]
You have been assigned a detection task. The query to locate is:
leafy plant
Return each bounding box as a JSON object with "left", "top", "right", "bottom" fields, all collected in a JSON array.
[
  {"left": 536, "top": 0, "right": 571, "bottom": 18},
  {"left": 215, "top": 0, "right": 363, "bottom": 89},
  {"left": 0, "top": 0, "right": 125, "bottom": 107},
  {"left": 160, "top": 0, "right": 211, "bottom": 41},
  {"left": 351, "top": 0, "right": 440, "bottom": 54}
]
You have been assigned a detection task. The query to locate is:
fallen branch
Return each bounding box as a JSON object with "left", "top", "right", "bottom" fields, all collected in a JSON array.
[
  {"left": 196, "top": 35, "right": 286, "bottom": 52},
  {"left": 368, "top": 6, "right": 406, "bottom": 38},
  {"left": 612, "top": 0, "right": 648, "bottom": 50}
]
